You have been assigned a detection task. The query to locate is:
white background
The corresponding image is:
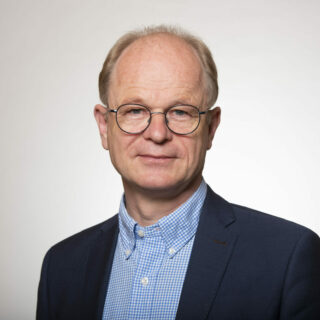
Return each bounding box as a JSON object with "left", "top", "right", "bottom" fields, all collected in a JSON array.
[{"left": 1, "top": 0, "right": 319, "bottom": 318}]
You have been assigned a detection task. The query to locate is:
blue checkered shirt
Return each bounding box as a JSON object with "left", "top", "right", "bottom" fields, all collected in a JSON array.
[{"left": 102, "top": 180, "right": 207, "bottom": 320}]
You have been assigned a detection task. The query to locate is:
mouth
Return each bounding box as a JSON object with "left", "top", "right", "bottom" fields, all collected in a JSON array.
[
  {"left": 138, "top": 154, "right": 176, "bottom": 164},
  {"left": 140, "top": 154, "right": 174, "bottom": 159}
]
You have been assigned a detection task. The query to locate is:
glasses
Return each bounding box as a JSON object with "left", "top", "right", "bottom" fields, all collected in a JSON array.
[{"left": 107, "top": 104, "right": 209, "bottom": 135}]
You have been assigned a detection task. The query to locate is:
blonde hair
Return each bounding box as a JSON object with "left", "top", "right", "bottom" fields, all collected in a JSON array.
[{"left": 99, "top": 25, "right": 218, "bottom": 107}]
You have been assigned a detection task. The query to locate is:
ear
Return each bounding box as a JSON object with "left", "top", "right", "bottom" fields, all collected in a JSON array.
[
  {"left": 206, "top": 106, "right": 221, "bottom": 150},
  {"left": 94, "top": 104, "right": 109, "bottom": 150}
]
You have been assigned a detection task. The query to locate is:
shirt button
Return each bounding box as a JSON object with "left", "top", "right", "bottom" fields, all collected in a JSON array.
[
  {"left": 137, "top": 230, "right": 145, "bottom": 238},
  {"left": 125, "top": 249, "right": 131, "bottom": 256},
  {"left": 141, "top": 277, "right": 149, "bottom": 286},
  {"left": 169, "top": 247, "right": 176, "bottom": 255}
]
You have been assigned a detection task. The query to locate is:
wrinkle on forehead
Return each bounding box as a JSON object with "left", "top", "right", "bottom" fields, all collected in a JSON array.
[
  {"left": 114, "top": 87, "right": 204, "bottom": 109},
  {"left": 109, "top": 34, "right": 205, "bottom": 97}
]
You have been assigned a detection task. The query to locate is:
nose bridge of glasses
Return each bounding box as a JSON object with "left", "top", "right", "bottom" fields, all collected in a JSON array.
[
  {"left": 148, "top": 111, "right": 168, "bottom": 124},
  {"left": 150, "top": 111, "right": 165, "bottom": 116}
]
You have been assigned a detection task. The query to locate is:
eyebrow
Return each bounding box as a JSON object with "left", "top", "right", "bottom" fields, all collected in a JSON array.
[
  {"left": 122, "top": 98, "right": 146, "bottom": 105},
  {"left": 119, "top": 98, "right": 198, "bottom": 107}
]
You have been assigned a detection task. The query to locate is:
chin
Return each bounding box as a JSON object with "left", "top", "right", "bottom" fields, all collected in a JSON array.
[{"left": 134, "top": 174, "right": 183, "bottom": 192}]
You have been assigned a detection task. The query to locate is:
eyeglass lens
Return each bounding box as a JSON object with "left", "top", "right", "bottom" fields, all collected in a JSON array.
[{"left": 116, "top": 104, "right": 200, "bottom": 134}]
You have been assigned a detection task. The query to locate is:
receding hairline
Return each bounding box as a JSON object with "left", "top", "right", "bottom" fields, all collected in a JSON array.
[
  {"left": 111, "top": 33, "right": 206, "bottom": 93},
  {"left": 99, "top": 25, "right": 218, "bottom": 107}
]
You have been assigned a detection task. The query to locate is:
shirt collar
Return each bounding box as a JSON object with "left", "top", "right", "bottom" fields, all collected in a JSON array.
[{"left": 118, "top": 179, "right": 207, "bottom": 259}]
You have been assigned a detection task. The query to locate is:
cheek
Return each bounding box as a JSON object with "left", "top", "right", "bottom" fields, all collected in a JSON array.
[
  {"left": 108, "top": 131, "right": 138, "bottom": 163},
  {"left": 187, "top": 136, "right": 209, "bottom": 170},
  {"left": 179, "top": 137, "right": 204, "bottom": 167}
]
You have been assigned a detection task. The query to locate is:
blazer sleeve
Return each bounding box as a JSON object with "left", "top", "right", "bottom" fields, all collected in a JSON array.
[
  {"left": 279, "top": 229, "right": 320, "bottom": 319},
  {"left": 36, "top": 249, "right": 52, "bottom": 320}
]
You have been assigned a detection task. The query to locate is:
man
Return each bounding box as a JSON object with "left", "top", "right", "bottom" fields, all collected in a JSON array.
[{"left": 37, "top": 26, "right": 320, "bottom": 319}]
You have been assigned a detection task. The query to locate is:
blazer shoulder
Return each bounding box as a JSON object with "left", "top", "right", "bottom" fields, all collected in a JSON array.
[
  {"left": 206, "top": 186, "right": 318, "bottom": 238},
  {"left": 230, "top": 202, "right": 319, "bottom": 240},
  {"left": 47, "top": 214, "right": 118, "bottom": 261}
]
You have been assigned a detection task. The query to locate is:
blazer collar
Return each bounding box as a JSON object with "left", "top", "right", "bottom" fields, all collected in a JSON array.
[
  {"left": 176, "top": 186, "right": 238, "bottom": 320},
  {"left": 80, "top": 215, "right": 119, "bottom": 320},
  {"left": 78, "top": 186, "right": 237, "bottom": 320}
]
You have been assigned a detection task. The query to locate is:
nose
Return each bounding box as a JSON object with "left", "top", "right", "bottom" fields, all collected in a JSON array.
[{"left": 142, "top": 112, "right": 172, "bottom": 143}]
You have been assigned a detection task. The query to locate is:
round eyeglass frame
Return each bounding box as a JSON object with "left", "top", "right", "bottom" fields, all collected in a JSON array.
[{"left": 107, "top": 103, "right": 210, "bottom": 135}]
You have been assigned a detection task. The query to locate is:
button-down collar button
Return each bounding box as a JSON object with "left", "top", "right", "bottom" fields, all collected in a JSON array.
[
  {"left": 141, "top": 277, "right": 149, "bottom": 286},
  {"left": 125, "top": 249, "right": 131, "bottom": 256},
  {"left": 137, "top": 230, "right": 145, "bottom": 238},
  {"left": 169, "top": 247, "right": 176, "bottom": 255}
]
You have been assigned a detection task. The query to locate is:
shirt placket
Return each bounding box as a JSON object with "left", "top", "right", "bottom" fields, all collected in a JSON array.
[{"left": 128, "top": 228, "right": 165, "bottom": 319}]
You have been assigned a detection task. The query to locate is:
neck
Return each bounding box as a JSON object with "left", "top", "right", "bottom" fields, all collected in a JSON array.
[{"left": 122, "top": 177, "right": 203, "bottom": 227}]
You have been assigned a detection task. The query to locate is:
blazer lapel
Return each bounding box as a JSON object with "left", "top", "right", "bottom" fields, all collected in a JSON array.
[
  {"left": 80, "top": 216, "right": 119, "bottom": 320},
  {"left": 176, "top": 187, "right": 238, "bottom": 320}
]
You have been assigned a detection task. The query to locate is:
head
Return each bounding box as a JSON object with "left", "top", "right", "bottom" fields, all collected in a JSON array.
[
  {"left": 94, "top": 26, "right": 221, "bottom": 197},
  {"left": 98, "top": 25, "right": 218, "bottom": 109}
]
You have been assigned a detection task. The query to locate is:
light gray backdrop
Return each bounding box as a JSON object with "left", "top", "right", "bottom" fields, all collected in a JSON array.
[{"left": 1, "top": 0, "right": 319, "bottom": 319}]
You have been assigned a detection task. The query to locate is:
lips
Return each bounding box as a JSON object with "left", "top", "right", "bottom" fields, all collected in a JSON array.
[
  {"left": 139, "top": 154, "right": 176, "bottom": 159},
  {"left": 138, "top": 154, "right": 176, "bottom": 164}
]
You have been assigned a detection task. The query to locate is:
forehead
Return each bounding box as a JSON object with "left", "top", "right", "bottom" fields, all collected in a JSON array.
[{"left": 109, "top": 34, "right": 205, "bottom": 104}]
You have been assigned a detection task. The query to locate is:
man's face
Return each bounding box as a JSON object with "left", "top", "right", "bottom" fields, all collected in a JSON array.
[{"left": 95, "top": 34, "right": 220, "bottom": 196}]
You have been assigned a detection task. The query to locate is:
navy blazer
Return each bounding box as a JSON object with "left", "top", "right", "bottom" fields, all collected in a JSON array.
[{"left": 37, "top": 187, "right": 320, "bottom": 319}]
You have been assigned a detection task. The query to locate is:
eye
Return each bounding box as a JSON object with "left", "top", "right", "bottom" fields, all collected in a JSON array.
[
  {"left": 173, "top": 109, "right": 187, "bottom": 116},
  {"left": 128, "top": 108, "right": 143, "bottom": 114},
  {"left": 118, "top": 105, "right": 149, "bottom": 119},
  {"left": 168, "top": 106, "right": 196, "bottom": 120}
]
